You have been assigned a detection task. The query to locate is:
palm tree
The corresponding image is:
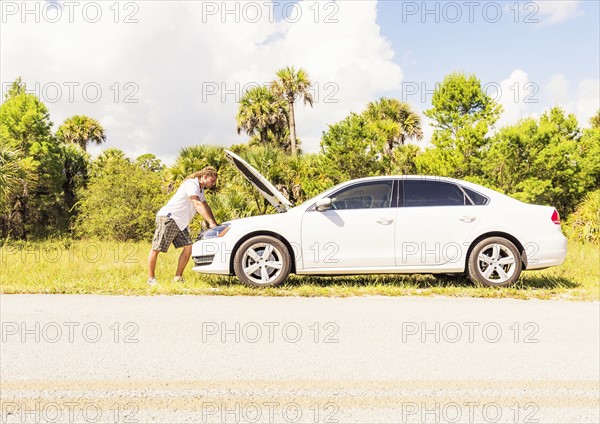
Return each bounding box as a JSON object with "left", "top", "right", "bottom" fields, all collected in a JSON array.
[
  {"left": 272, "top": 66, "right": 314, "bottom": 155},
  {"left": 0, "top": 143, "right": 23, "bottom": 200},
  {"left": 364, "top": 98, "right": 424, "bottom": 153},
  {"left": 0, "top": 143, "right": 33, "bottom": 238},
  {"left": 59, "top": 143, "right": 89, "bottom": 215},
  {"left": 170, "top": 145, "right": 227, "bottom": 184},
  {"left": 56, "top": 115, "right": 106, "bottom": 151},
  {"left": 236, "top": 86, "right": 288, "bottom": 146}
]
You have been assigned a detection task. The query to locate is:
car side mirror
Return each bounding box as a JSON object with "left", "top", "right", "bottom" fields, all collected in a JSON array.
[{"left": 315, "top": 197, "right": 333, "bottom": 212}]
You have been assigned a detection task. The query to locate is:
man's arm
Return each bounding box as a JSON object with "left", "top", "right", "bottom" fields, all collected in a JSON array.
[{"left": 190, "top": 196, "right": 218, "bottom": 228}]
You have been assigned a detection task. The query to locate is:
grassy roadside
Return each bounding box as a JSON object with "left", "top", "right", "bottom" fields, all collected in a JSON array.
[{"left": 1, "top": 240, "right": 598, "bottom": 301}]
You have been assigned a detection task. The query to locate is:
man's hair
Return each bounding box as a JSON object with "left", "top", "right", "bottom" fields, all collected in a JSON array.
[{"left": 186, "top": 166, "right": 218, "bottom": 181}]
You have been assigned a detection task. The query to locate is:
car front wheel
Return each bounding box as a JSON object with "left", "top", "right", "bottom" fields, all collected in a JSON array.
[
  {"left": 467, "top": 237, "right": 522, "bottom": 287},
  {"left": 233, "top": 236, "right": 291, "bottom": 287}
]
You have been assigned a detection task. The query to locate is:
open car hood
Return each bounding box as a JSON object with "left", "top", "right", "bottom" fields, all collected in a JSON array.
[{"left": 224, "top": 150, "right": 293, "bottom": 212}]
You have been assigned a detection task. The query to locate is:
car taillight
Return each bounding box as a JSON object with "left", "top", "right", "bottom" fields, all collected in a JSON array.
[{"left": 551, "top": 209, "right": 561, "bottom": 224}]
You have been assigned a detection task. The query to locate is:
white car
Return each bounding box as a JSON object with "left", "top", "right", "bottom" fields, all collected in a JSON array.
[{"left": 192, "top": 150, "right": 567, "bottom": 287}]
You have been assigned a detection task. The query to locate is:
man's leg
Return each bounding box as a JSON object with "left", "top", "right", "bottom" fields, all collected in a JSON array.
[
  {"left": 176, "top": 245, "right": 192, "bottom": 277},
  {"left": 148, "top": 249, "right": 160, "bottom": 279}
]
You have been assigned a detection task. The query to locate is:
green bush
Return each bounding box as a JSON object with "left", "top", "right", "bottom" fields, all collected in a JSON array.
[
  {"left": 565, "top": 190, "right": 600, "bottom": 244},
  {"left": 75, "top": 149, "right": 168, "bottom": 241}
]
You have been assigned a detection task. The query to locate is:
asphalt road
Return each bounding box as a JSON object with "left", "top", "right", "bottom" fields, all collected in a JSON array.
[{"left": 1, "top": 295, "right": 598, "bottom": 423}]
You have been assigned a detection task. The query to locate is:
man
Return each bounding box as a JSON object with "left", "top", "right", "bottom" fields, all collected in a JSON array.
[{"left": 148, "top": 166, "right": 219, "bottom": 285}]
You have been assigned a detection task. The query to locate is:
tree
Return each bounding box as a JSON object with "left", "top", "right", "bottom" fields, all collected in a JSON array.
[
  {"left": 590, "top": 110, "right": 600, "bottom": 129},
  {"left": 420, "top": 72, "right": 502, "bottom": 178},
  {"left": 483, "top": 107, "right": 598, "bottom": 214},
  {"left": 0, "top": 78, "right": 65, "bottom": 238},
  {"left": 364, "top": 98, "right": 423, "bottom": 152},
  {"left": 56, "top": 115, "right": 106, "bottom": 151},
  {"left": 236, "top": 86, "right": 288, "bottom": 148},
  {"left": 169, "top": 145, "right": 228, "bottom": 184},
  {"left": 425, "top": 72, "right": 502, "bottom": 134},
  {"left": 578, "top": 113, "right": 600, "bottom": 192},
  {"left": 0, "top": 144, "right": 23, "bottom": 209},
  {"left": 390, "top": 144, "right": 421, "bottom": 175},
  {"left": 320, "top": 99, "right": 425, "bottom": 180},
  {"left": 60, "top": 143, "right": 89, "bottom": 221},
  {"left": 0, "top": 78, "right": 53, "bottom": 152},
  {"left": 272, "top": 66, "right": 314, "bottom": 155},
  {"left": 321, "top": 113, "right": 388, "bottom": 181},
  {"left": 135, "top": 153, "right": 165, "bottom": 173}
]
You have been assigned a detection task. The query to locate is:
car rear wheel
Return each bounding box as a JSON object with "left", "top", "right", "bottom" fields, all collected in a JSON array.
[
  {"left": 233, "top": 236, "right": 291, "bottom": 287},
  {"left": 467, "top": 237, "right": 522, "bottom": 287}
]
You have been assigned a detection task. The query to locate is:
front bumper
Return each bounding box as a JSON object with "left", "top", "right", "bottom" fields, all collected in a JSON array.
[{"left": 191, "top": 239, "right": 232, "bottom": 275}]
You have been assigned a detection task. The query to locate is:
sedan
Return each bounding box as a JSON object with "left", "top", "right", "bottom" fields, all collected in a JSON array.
[{"left": 192, "top": 150, "right": 567, "bottom": 287}]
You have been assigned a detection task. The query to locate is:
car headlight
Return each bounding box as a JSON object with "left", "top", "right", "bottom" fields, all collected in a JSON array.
[{"left": 197, "top": 224, "right": 231, "bottom": 241}]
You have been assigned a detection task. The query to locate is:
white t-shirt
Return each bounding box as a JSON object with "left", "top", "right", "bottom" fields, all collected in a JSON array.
[{"left": 157, "top": 179, "right": 205, "bottom": 230}]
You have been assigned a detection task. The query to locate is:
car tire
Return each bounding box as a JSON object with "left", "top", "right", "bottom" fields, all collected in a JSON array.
[
  {"left": 233, "top": 235, "right": 291, "bottom": 287},
  {"left": 467, "top": 237, "right": 522, "bottom": 287}
]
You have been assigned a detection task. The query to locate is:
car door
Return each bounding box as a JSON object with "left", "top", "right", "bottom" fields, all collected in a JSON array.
[
  {"left": 301, "top": 180, "right": 397, "bottom": 270},
  {"left": 395, "top": 179, "right": 486, "bottom": 268}
]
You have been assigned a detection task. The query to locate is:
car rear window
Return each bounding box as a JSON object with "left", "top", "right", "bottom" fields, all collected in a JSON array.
[
  {"left": 404, "top": 180, "right": 466, "bottom": 207},
  {"left": 462, "top": 187, "right": 489, "bottom": 205}
]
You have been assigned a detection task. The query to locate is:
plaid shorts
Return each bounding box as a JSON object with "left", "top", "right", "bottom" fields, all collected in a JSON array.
[{"left": 151, "top": 216, "right": 193, "bottom": 252}]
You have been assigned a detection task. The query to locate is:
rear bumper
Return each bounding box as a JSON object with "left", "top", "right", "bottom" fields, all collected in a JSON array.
[{"left": 524, "top": 235, "right": 568, "bottom": 270}]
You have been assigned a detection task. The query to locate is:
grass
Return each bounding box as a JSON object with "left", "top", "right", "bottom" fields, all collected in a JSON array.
[{"left": 0, "top": 239, "right": 598, "bottom": 301}]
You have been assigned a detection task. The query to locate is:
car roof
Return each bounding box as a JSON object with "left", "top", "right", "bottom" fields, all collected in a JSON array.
[
  {"left": 339, "top": 175, "right": 518, "bottom": 204},
  {"left": 348, "top": 175, "right": 467, "bottom": 182},
  {"left": 343, "top": 175, "right": 483, "bottom": 188}
]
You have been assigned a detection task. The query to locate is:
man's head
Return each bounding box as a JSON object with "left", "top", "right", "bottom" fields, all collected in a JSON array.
[{"left": 187, "top": 166, "right": 218, "bottom": 189}]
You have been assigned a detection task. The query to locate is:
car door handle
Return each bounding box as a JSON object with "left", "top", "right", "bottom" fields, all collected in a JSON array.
[
  {"left": 459, "top": 216, "right": 476, "bottom": 223},
  {"left": 376, "top": 218, "right": 394, "bottom": 225}
]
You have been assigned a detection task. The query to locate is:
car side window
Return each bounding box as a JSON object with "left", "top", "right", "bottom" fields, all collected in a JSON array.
[
  {"left": 331, "top": 181, "right": 393, "bottom": 210},
  {"left": 463, "top": 187, "right": 489, "bottom": 205},
  {"left": 403, "top": 180, "right": 469, "bottom": 207}
]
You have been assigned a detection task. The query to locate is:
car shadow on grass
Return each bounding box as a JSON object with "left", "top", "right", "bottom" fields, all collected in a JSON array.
[
  {"left": 291, "top": 273, "right": 581, "bottom": 291},
  {"left": 207, "top": 272, "right": 580, "bottom": 292},
  {"left": 274, "top": 274, "right": 473, "bottom": 289},
  {"left": 285, "top": 274, "right": 473, "bottom": 289}
]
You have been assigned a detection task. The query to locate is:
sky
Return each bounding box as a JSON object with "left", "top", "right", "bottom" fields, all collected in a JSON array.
[{"left": 1, "top": 0, "right": 598, "bottom": 164}]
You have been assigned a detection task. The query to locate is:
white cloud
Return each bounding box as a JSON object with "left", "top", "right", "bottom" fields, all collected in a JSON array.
[
  {"left": 493, "top": 69, "right": 599, "bottom": 130},
  {"left": 575, "top": 79, "right": 600, "bottom": 126},
  {"left": 535, "top": 0, "right": 582, "bottom": 25},
  {"left": 0, "top": 0, "right": 402, "bottom": 163},
  {"left": 542, "top": 74, "right": 599, "bottom": 126},
  {"left": 495, "top": 69, "right": 537, "bottom": 129},
  {"left": 545, "top": 73, "right": 570, "bottom": 105}
]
